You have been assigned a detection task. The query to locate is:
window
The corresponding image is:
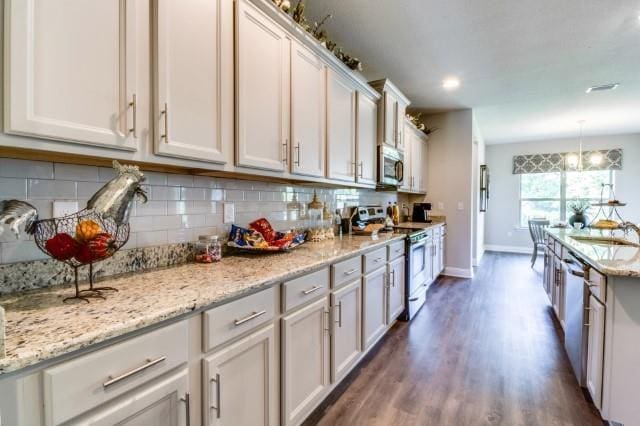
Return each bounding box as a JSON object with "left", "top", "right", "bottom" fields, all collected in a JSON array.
[{"left": 519, "top": 170, "right": 614, "bottom": 227}]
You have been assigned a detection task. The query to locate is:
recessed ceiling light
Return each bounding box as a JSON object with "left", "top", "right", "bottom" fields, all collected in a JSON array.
[
  {"left": 586, "top": 83, "right": 619, "bottom": 93},
  {"left": 442, "top": 77, "right": 460, "bottom": 90}
]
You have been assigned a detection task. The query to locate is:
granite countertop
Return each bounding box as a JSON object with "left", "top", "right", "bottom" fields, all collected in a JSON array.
[
  {"left": 546, "top": 228, "right": 640, "bottom": 277},
  {"left": 0, "top": 233, "right": 404, "bottom": 375},
  {"left": 394, "top": 220, "right": 446, "bottom": 231}
]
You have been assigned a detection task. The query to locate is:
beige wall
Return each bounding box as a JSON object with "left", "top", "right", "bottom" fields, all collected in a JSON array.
[
  {"left": 423, "top": 109, "right": 474, "bottom": 276},
  {"left": 485, "top": 133, "right": 640, "bottom": 251}
]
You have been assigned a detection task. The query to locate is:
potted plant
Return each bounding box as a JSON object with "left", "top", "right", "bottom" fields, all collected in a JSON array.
[{"left": 568, "top": 199, "right": 590, "bottom": 229}]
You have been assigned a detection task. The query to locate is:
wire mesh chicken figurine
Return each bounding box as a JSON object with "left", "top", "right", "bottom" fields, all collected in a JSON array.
[{"left": 0, "top": 161, "right": 147, "bottom": 303}]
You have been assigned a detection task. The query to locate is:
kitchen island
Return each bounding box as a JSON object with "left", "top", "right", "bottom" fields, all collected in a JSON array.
[{"left": 544, "top": 227, "right": 640, "bottom": 426}]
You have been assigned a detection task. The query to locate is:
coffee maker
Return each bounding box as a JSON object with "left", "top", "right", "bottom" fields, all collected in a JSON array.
[{"left": 411, "top": 203, "right": 432, "bottom": 223}]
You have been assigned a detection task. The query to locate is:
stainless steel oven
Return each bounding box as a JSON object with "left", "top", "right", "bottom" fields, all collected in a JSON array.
[
  {"left": 377, "top": 145, "right": 404, "bottom": 187},
  {"left": 400, "top": 230, "right": 428, "bottom": 320}
]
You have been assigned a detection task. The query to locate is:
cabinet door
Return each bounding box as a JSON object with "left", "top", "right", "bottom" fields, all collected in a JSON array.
[
  {"left": 154, "top": 0, "right": 232, "bottom": 163},
  {"left": 399, "top": 124, "right": 412, "bottom": 192},
  {"left": 290, "top": 41, "right": 326, "bottom": 178},
  {"left": 77, "top": 369, "right": 189, "bottom": 426},
  {"left": 396, "top": 103, "right": 407, "bottom": 151},
  {"left": 382, "top": 92, "right": 397, "bottom": 147},
  {"left": 4, "top": 0, "right": 139, "bottom": 151},
  {"left": 331, "top": 280, "right": 362, "bottom": 383},
  {"left": 236, "top": 0, "right": 290, "bottom": 171},
  {"left": 586, "top": 295, "right": 605, "bottom": 409},
  {"left": 362, "top": 268, "right": 387, "bottom": 349},
  {"left": 388, "top": 257, "right": 405, "bottom": 323},
  {"left": 326, "top": 69, "right": 356, "bottom": 182},
  {"left": 356, "top": 92, "right": 377, "bottom": 186},
  {"left": 439, "top": 236, "right": 445, "bottom": 274},
  {"left": 410, "top": 134, "right": 422, "bottom": 191},
  {"left": 203, "top": 324, "right": 277, "bottom": 426},
  {"left": 420, "top": 139, "right": 428, "bottom": 192},
  {"left": 282, "top": 297, "right": 330, "bottom": 426}
]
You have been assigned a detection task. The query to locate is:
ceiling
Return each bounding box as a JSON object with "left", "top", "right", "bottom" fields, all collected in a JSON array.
[{"left": 305, "top": 0, "right": 640, "bottom": 144}]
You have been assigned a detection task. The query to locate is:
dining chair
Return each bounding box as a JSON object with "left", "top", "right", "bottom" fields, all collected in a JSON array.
[{"left": 528, "top": 219, "right": 550, "bottom": 267}]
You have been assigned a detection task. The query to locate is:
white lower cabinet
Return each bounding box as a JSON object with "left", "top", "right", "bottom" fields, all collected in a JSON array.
[
  {"left": 330, "top": 280, "right": 362, "bottom": 383},
  {"left": 203, "top": 324, "right": 277, "bottom": 426},
  {"left": 388, "top": 256, "right": 405, "bottom": 323},
  {"left": 282, "top": 297, "right": 330, "bottom": 426},
  {"left": 586, "top": 294, "right": 605, "bottom": 409},
  {"left": 362, "top": 267, "right": 387, "bottom": 349},
  {"left": 74, "top": 368, "right": 189, "bottom": 426}
]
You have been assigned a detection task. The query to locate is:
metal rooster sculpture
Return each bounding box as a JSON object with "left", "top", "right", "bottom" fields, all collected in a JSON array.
[{"left": 0, "top": 161, "right": 147, "bottom": 303}]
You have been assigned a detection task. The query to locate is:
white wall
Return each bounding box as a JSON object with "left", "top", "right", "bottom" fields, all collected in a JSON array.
[
  {"left": 485, "top": 133, "right": 640, "bottom": 251},
  {"left": 423, "top": 109, "right": 474, "bottom": 277},
  {"left": 472, "top": 113, "right": 486, "bottom": 265}
]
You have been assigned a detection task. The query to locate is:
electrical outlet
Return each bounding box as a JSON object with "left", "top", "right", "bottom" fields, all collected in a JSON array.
[
  {"left": 53, "top": 201, "right": 78, "bottom": 217},
  {"left": 457, "top": 202, "right": 464, "bottom": 211},
  {"left": 223, "top": 203, "right": 235, "bottom": 224}
]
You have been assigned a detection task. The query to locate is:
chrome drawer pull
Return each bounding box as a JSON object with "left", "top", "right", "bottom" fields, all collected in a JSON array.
[
  {"left": 181, "top": 392, "right": 191, "bottom": 426},
  {"left": 128, "top": 94, "right": 137, "bottom": 138},
  {"left": 303, "top": 285, "right": 323, "bottom": 295},
  {"left": 344, "top": 268, "right": 358, "bottom": 275},
  {"left": 160, "top": 102, "right": 169, "bottom": 142},
  {"left": 234, "top": 310, "right": 267, "bottom": 326},
  {"left": 210, "top": 373, "right": 221, "bottom": 418},
  {"left": 374, "top": 257, "right": 384, "bottom": 263},
  {"left": 334, "top": 301, "right": 343, "bottom": 327},
  {"left": 409, "top": 297, "right": 419, "bottom": 302},
  {"left": 103, "top": 356, "right": 166, "bottom": 388}
]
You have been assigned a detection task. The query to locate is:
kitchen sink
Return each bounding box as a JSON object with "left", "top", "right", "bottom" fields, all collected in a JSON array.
[{"left": 570, "top": 235, "right": 640, "bottom": 247}]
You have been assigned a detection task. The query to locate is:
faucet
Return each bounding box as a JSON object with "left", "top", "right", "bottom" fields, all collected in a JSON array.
[{"left": 620, "top": 222, "right": 640, "bottom": 241}]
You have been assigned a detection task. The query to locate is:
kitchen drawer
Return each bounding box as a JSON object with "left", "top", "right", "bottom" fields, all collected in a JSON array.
[
  {"left": 203, "top": 286, "right": 277, "bottom": 352},
  {"left": 363, "top": 247, "right": 387, "bottom": 273},
  {"left": 587, "top": 268, "right": 607, "bottom": 302},
  {"left": 43, "top": 321, "right": 188, "bottom": 426},
  {"left": 388, "top": 240, "right": 405, "bottom": 261},
  {"left": 282, "top": 267, "right": 329, "bottom": 312},
  {"left": 332, "top": 256, "right": 362, "bottom": 288}
]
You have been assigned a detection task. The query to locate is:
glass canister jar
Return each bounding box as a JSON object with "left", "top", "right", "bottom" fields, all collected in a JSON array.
[{"left": 195, "top": 235, "right": 222, "bottom": 263}]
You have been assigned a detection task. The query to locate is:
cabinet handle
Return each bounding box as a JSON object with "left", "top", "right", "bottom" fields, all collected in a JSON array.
[
  {"left": 334, "top": 301, "right": 342, "bottom": 327},
  {"left": 295, "top": 142, "right": 301, "bottom": 166},
  {"left": 390, "top": 270, "right": 396, "bottom": 287},
  {"left": 324, "top": 309, "right": 331, "bottom": 333},
  {"left": 160, "top": 102, "right": 169, "bottom": 143},
  {"left": 303, "top": 285, "right": 322, "bottom": 295},
  {"left": 359, "top": 161, "right": 364, "bottom": 178},
  {"left": 283, "top": 139, "right": 288, "bottom": 165},
  {"left": 181, "top": 392, "right": 191, "bottom": 426},
  {"left": 128, "top": 94, "right": 137, "bottom": 138},
  {"left": 234, "top": 310, "right": 266, "bottom": 326},
  {"left": 103, "top": 356, "right": 166, "bottom": 388},
  {"left": 374, "top": 257, "right": 384, "bottom": 263},
  {"left": 344, "top": 268, "right": 357, "bottom": 276},
  {"left": 210, "top": 373, "right": 221, "bottom": 419},
  {"left": 409, "top": 297, "right": 419, "bottom": 302},
  {"left": 584, "top": 323, "right": 591, "bottom": 327},
  {"left": 352, "top": 161, "right": 358, "bottom": 177}
]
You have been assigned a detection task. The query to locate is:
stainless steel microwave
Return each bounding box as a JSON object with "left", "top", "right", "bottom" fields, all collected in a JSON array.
[{"left": 377, "top": 145, "right": 404, "bottom": 187}]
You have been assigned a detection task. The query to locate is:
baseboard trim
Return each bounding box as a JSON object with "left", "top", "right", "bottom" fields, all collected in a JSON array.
[
  {"left": 484, "top": 244, "right": 533, "bottom": 254},
  {"left": 443, "top": 267, "right": 474, "bottom": 279}
]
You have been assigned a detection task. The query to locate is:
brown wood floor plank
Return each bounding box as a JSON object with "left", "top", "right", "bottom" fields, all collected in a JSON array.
[{"left": 304, "top": 252, "right": 603, "bottom": 426}]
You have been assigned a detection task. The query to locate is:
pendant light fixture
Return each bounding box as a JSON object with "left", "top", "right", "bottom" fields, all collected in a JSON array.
[{"left": 566, "top": 120, "right": 585, "bottom": 171}]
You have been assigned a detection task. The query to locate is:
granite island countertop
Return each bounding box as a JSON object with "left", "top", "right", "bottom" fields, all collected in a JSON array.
[
  {"left": 546, "top": 228, "right": 640, "bottom": 277},
  {"left": 0, "top": 233, "right": 405, "bottom": 375}
]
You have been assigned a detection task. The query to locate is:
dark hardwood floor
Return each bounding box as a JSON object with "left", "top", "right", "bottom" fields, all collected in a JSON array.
[{"left": 304, "top": 252, "right": 602, "bottom": 426}]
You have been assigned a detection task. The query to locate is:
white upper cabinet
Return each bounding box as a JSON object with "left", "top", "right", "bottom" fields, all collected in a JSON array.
[
  {"left": 410, "top": 130, "right": 422, "bottom": 191},
  {"left": 401, "top": 121, "right": 427, "bottom": 194},
  {"left": 290, "top": 41, "right": 326, "bottom": 178},
  {"left": 369, "top": 79, "right": 410, "bottom": 152},
  {"left": 4, "top": 0, "right": 140, "bottom": 151},
  {"left": 154, "top": 0, "right": 233, "bottom": 163},
  {"left": 236, "top": 0, "right": 290, "bottom": 172},
  {"left": 356, "top": 92, "right": 378, "bottom": 186},
  {"left": 326, "top": 68, "right": 357, "bottom": 182}
]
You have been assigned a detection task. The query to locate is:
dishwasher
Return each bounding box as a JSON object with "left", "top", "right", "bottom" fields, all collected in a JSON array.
[{"left": 562, "top": 252, "right": 589, "bottom": 387}]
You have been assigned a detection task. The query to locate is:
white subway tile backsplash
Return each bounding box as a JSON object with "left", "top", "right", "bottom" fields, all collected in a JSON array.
[
  {"left": 181, "top": 187, "right": 206, "bottom": 201},
  {"left": 27, "top": 179, "right": 77, "bottom": 199},
  {"left": 0, "top": 158, "right": 53, "bottom": 179},
  {"left": 0, "top": 177, "right": 27, "bottom": 198},
  {"left": 0, "top": 156, "right": 397, "bottom": 264},
  {"left": 181, "top": 214, "right": 206, "bottom": 229},
  {"left": 54, "top": 163, "right": 99, "bottom": 181},
  {"left": 167, "top": 174, "right": 194, "bottom": 187}
]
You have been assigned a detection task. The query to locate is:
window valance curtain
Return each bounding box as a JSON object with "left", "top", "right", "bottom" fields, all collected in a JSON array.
[{"left": 512, "top": 148, "right": 622, "bottom": 174}]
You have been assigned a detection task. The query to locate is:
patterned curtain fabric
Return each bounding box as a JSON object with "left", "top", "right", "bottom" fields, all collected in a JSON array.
[{"left": 512, "top": 148, "right": 622, "bottom": 174}]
